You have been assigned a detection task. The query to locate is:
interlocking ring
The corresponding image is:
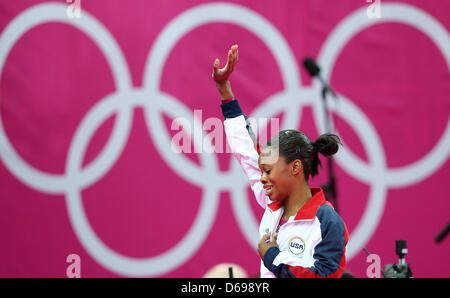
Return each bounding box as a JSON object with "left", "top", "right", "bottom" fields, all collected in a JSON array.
[{"left": 0, "top": 2, "right": 448, "bottom": 276}]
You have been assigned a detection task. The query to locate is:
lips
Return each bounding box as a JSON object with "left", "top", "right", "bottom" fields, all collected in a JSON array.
[{"left": 264, "top": 185, "right": 274, "bottom": 196}]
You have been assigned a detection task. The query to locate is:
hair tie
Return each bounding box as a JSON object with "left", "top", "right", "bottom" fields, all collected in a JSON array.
[{"left": 312, "top": 141, "right": 319, "bottom": 154}]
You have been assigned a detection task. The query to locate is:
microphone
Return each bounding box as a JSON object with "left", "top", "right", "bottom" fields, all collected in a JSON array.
[{"left": 303, "top": 57, "right": 337, "bottom": 98}]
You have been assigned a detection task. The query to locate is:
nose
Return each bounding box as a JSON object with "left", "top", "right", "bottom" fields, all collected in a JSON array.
[{"left": 260, "top": 172, "right": 268, "bottom": 184}]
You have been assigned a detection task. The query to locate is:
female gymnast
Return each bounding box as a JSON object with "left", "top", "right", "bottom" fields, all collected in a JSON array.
[{"left": 212, "top": 45, "right": 349, "bottom": 278}]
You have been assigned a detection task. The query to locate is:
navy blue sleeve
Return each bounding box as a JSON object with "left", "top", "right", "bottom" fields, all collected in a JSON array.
[
  {"left": 220, "top": 98, "right": 244, "bottom": 119},
  {"left": 308, "top": 204, "right": 347, "bottom": 277}
]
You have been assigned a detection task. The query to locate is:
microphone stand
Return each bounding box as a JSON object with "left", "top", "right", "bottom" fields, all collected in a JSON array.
[
  {"left": 319, "top": 81, "right": 339, "bottom": 212},
  {"left": 435, "top": 222, "right": 450, "bottom": 243},
  {"left": 303, "top": 57, "right": 339, "bottom": 212}
]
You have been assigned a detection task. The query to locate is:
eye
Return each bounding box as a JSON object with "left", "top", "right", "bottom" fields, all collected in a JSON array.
[{"left": 259, "top": 166, "right": 272, "bottom": 177}]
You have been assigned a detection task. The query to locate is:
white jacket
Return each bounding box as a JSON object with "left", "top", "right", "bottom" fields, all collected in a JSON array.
[{"left": 222, "top": 99, "right": 348, "bottom": 278}]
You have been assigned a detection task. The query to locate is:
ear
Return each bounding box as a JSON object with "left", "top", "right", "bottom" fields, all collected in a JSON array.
[{"left": 291, "top": 160, "right": 303, "bottom": 176}]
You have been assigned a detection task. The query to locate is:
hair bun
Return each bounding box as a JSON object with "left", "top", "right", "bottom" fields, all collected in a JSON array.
[{"left": 313, "top": 134, "right": 341, "bottom": 156}]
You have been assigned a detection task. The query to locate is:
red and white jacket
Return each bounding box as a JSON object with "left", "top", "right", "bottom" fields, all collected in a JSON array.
[{"left": 221, "top": 99, "right": 349, "bottom": 278}]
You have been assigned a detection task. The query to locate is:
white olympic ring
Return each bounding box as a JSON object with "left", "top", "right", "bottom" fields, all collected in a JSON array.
[{"left": 0, "top": 2, "right": 448, "bottom": 276}]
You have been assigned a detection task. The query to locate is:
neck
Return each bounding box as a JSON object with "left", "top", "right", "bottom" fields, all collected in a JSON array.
[{"left": 283, "top": 184, "right": 312, "bottom": 219}]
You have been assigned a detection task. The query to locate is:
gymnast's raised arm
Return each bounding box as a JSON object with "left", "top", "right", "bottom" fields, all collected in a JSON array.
[{"left": 212, "top": 45, "right": 268, "bottom": 209}]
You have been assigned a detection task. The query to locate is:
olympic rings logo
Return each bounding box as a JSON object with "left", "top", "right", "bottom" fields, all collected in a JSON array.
[{"left": 0, "top": 2, "right": 449, "bottom": 277}]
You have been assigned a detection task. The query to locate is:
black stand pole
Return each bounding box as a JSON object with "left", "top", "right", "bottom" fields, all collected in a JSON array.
[
  {"left": 320, "top": 84, "right": 338, "bottom": 212},
  {"left": 435, "top": 222, "right": 450, "bottom": 243},
  {"left": 302, "top": 57, "right": 339, "bottom": 212}
]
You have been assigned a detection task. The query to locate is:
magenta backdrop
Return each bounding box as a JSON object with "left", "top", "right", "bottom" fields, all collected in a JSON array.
[{"left": 0, "top": 0, "right": 449, "bottom": 278}]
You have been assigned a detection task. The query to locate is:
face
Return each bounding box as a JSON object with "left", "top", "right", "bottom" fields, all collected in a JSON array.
[{"left": 258, "top": 147, "right": 294, "bottom": 202}]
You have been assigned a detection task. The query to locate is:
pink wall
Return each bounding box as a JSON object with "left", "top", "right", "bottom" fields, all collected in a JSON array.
[{"left": 0, "top": 0, "right": 449, "bottom": 277}]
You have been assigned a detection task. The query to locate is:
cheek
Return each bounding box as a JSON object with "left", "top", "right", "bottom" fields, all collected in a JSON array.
[
  {"left": 270, "top": 171, "right": 290, "bottom": 191},
  {"left": 270, "top": 173, "right": 285, "bottom": 187}
]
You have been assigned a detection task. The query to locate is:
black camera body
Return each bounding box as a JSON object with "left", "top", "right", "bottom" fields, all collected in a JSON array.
[{"left": 384, "top": 240, "right": 413, "bottom": 278}]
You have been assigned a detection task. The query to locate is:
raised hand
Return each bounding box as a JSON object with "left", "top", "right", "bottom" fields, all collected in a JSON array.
[{"left": 212, "top": 45, "right": 238, "bottom": 100}]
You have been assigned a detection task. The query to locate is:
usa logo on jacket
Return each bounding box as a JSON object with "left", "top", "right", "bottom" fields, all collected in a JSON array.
[{"left": 288, "top": 237, "right": 306, "bottom": 256}]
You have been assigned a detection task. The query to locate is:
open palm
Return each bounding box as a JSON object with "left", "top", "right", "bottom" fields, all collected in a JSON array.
[{"left": 212, "top": 45, "right": 238, "bottom": 85}]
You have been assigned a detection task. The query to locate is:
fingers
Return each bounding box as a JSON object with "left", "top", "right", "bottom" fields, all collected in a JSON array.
[
  {"left": 257, "top": 232, "right": 278, "bottom": 259},
  {"left": 212, "top": 58, "right": 220, "bottom": 79},
  {"left": 261, "top": 232, "right": 271, "bottom": 243},
  {"left": 261, "top": 232, "right": 278, "bottom": 244},
  {"left": 212, "top": 58, "right": 220, "bottom": 74},
  {"left": 232, "top": 45, "right": 238, "bottom": 63},
  {"left": 212, "top": 45, "right": 239, "bottom": 81},
  {"left": 229, "top": 45, "right": 238, "bottom": 71},
  {"left": 261, "top": 233, "right": 272, "bottom": 243},
  {"left": 213, "top": 58, "right": 220, "bottom": 69},
  {"left": 224, "top": 45, "right": 238, "bottom": 72}
]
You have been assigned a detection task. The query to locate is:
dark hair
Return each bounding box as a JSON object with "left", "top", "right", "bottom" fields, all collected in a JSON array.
[{"left": 266, "top": 130, "right": 341, "bottom": 180}]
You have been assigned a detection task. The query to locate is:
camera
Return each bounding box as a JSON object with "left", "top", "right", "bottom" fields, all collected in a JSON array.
[{"left": 384, "top": 240, "right": 413, "bottom": 278}]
